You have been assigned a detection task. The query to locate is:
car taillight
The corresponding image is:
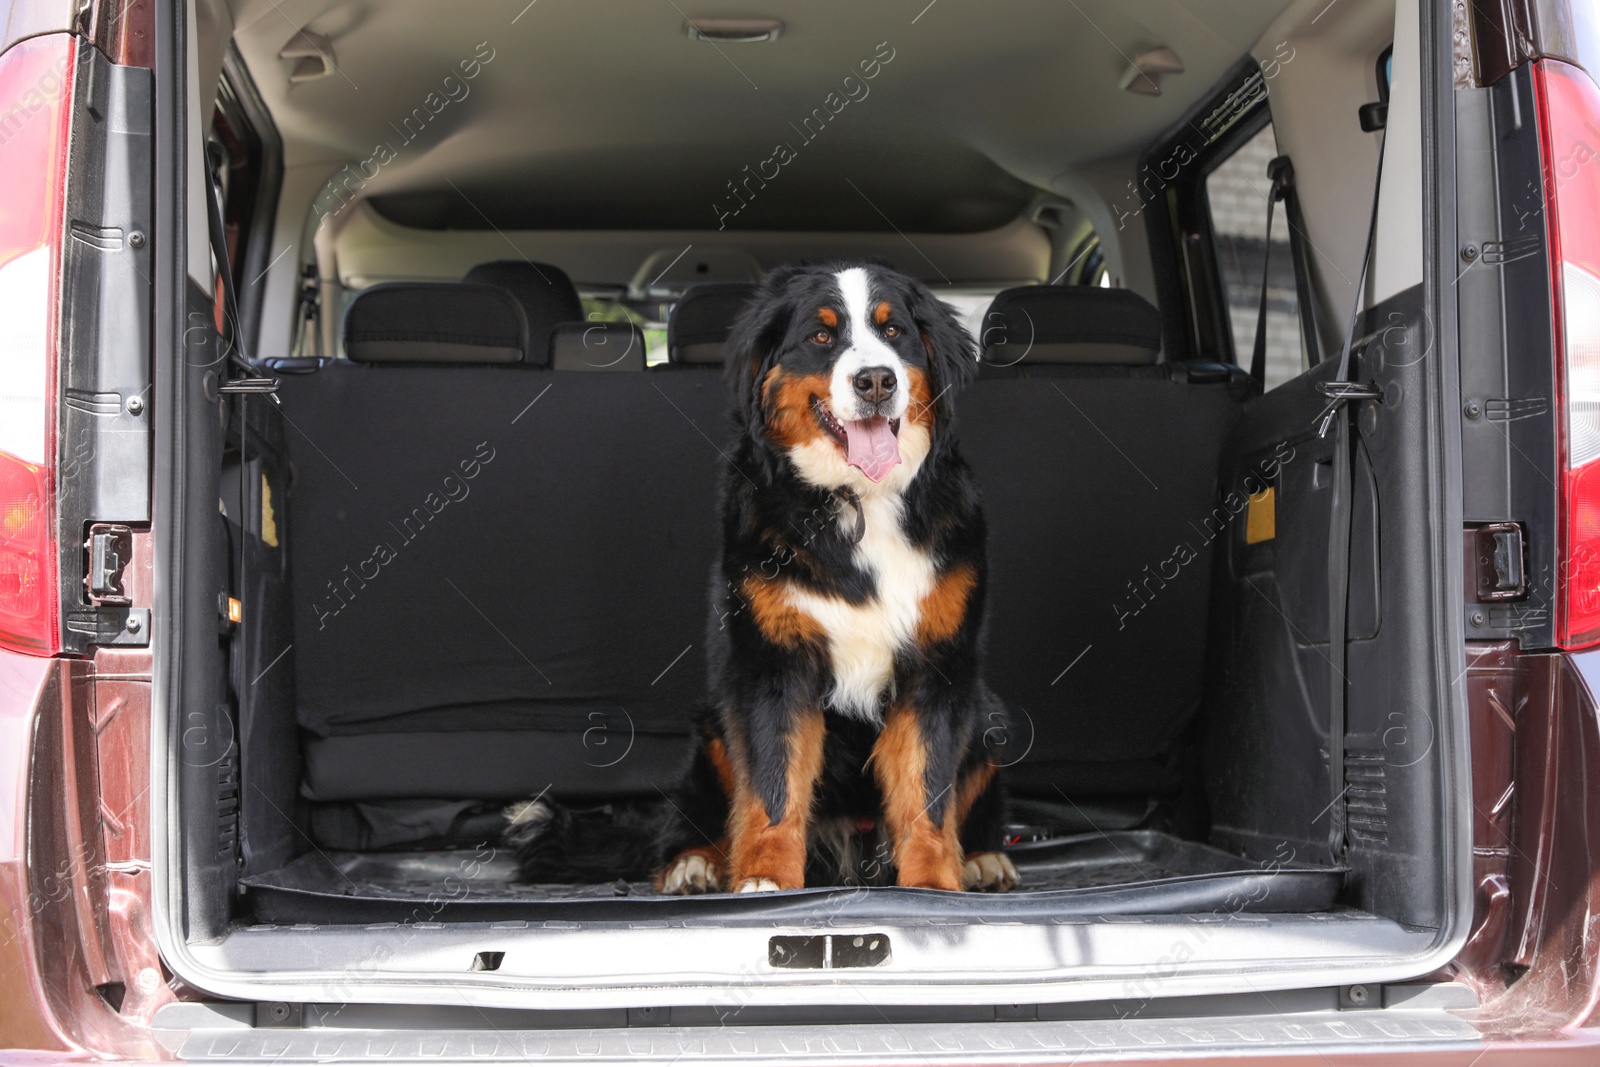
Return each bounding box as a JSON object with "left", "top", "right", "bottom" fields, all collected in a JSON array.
[{"left": 0, "top": 35, "right": 73, "bottom": 656}]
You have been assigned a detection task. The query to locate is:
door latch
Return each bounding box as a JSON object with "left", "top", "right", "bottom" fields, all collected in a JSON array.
[
  {"left": 84, "top": 524, "right": 133, "bottom": 606},
  {"left": 1473, "top": 522, "right": 1526, "bottom": 601}
]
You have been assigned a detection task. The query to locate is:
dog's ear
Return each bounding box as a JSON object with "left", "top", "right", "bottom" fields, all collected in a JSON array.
[
  {"left": 724, "top": 270, "right": 799, "bottom": 476},
  {"left": 903, "top": 276, "right": 978, "bottom": 424}
]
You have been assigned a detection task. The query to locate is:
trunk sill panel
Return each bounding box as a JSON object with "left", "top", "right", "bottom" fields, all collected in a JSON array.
[
  {"left": 158, "top": 1008, "right": 1479, "bottom": 1064},
  {"left": 174, "top": 912, "right": 1443, "bottom": 1010}
]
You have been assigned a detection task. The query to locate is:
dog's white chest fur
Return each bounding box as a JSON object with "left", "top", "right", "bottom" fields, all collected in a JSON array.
[{"left": 785, "top": 495, "right": 935, "bottom": 723}]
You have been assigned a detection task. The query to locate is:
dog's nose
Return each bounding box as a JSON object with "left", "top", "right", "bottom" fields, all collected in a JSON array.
[{"left": 852, "top": 367, "right": 896, "bottom": 405}]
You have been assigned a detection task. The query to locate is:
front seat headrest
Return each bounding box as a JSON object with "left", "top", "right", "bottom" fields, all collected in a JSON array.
[
  {"left": 668, "top": 282, "right": 758, "bottom": 365},
  {"left": 550, "top": 322, "right": 647, "bottom": 371},
  {"left": 981, "top": 286, "right": 1163, "bottom": 367},
  {"left": 344, "top": 283, "right": 528, "bottom": 364},
  {"left": 464, "top": 261, "right": 583, "bottom": 366}
]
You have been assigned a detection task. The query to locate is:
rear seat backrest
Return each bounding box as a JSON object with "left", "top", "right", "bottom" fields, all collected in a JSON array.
[
  {"left": 280, "top": 279, "right": 728, "bottom": 804},
  {"left": 463, "top": 260, "right": 583, "bottom": 367},
  {"left": 299, "top": 277, "right": 1238, "bottom": 810},
  {"left": 343, "top": 282, "right": 528, "bottom": 364},
  {"left": 979, "top": 285, "right": 1163, "bottom": 377},
  {"left": 666, "top": 282, "right": 758, "bottom": 366},
  {"left": 958, "top": 284, "right": 1242, "bottom": 798},
  {"left": 550, "top": 322, "right": 647, "bottom": 371}
]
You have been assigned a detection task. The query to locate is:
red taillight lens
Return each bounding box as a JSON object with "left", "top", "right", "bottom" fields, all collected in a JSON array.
[{"left": 0, "top": 34, "right": 73, "bottom": 655}]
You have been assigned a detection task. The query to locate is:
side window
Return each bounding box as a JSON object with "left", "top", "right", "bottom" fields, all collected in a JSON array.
[
  {"left": 1204, "top": 122, "right": 1306, "bottom": 391},
  {"left": 1059, "top": 231, "right": 1111, "bottom": 288}
]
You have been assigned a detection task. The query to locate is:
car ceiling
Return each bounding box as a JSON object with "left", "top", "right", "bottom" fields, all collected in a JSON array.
[{"left": 231, "top": 0, "right": 1295, "bottom": 233}]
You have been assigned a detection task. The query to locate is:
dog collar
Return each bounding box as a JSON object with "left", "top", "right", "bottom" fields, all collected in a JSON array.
[{"left": 836, "top": 488, "right": 866, "bottom": 546}]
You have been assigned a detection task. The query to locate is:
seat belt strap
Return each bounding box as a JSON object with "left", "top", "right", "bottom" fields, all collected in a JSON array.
[
  {"left": 1248, "top": 169, "right": 1281, "bottom": 388},
  {"left": 1250, "top": 155, "right": 1322, "bottom": 386},
  {"left": 1317, "top": 125, "right": 1388, "bottom": 860},
  {"left": 1278, "top": 165, "right": 1326, "bottom": 364}
]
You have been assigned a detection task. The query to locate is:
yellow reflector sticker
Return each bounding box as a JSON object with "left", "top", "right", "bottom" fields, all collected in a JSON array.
[
  {"left": 1246, "top": 486, "right": 1276, "bottom": 544},
  {"left": 227, "top": 597, "right": 243, "bottom": 625},
  {"left": 261, "top": 473, "right": 279, "bottom": 548}
]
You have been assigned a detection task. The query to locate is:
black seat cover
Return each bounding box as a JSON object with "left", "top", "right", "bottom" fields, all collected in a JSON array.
[
  {"left": 464, "top": 260, "right": 583, "bottom": 367},
  {"left": 960, "top": 285, "right": 1241, "bottom": 796},
  {"left": 280, "top": 331, "right": 729, "bottom": 799},
  {"left": 292, "top": 278, "right": 1239, "bottom": 807}
]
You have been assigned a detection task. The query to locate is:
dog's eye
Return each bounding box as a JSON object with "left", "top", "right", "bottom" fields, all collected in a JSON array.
[
  {"left": 883, "top": 325, "right": 902, "bottom": 339},
  {"left": 811, "top": 329, "right": 833, "bottom": 344}
]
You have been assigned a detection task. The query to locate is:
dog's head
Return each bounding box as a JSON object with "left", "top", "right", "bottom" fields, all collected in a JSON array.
[{"left": 725, "top": 263, "right": 977, "bottom": 493}]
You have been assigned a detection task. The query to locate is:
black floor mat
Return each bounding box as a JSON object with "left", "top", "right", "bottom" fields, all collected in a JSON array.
[{"left": 240, "top": 830, "right": 1343, "bottom": 924}]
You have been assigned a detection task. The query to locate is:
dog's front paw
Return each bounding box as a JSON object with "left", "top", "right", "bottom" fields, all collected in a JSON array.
[
  {"left": 658, "top": 849, "right": 723, "bottom": 895},
  {"left": 736, "top": 877, "right": 782, "bottom": 893},
  {"left": 962, "top": 851, "right": 1020, "bottom": 892}
]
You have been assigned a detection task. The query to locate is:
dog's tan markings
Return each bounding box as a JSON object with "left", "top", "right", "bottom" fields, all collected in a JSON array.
[
  {"left": 740, "top": 575, "right": 823, "bottom": 648},
  {"left": 761, "top": 367, "right": 832, "bottom": 450},
  {"left": 705, "top": 736, "right": 738, "bottom": 797},
  {"left": 874, "top": 300, "right": 893, "bottom": 325},
  {"left": 818, "top": 307, "right": 839, "bottom": 328},
  {"left": 870, "top": 706, "right": 963, "bottom": 891},
  {"left": 904, "top": 366, "right": 937, "bottom": 431},
  {"left": 951, "top": 759, "right": 997, "bottom": 828},
  {"left": 727, "top": 708, "right": 827, "bottom": 891},
  {"left": 916, "top": 562, "right": 977, "bottom": 647}
]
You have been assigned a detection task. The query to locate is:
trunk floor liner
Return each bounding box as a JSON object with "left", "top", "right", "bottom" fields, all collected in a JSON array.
[{"left": 241, "top": 831, "right": 1343, "bottom": 924}]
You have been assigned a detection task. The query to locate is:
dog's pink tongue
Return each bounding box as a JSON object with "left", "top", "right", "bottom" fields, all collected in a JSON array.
[{"left": 844, "top": 416, "right": 900, "bottom": 482}]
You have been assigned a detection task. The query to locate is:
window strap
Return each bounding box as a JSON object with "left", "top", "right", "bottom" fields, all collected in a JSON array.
[
  {"left": 1248, "top": 159, "right": 1288, "bottom": 387},
  {"left": 203, "top": 144, "right": 279, "bottom": 396},
  {"left": 1250, "top": 155, "right": 1320, "bottom": 387},
  {"left": 1279, "top": 161, "right": 1327, "bottom": 364}
]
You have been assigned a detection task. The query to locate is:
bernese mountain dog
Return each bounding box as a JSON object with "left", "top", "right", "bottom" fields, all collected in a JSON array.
[{"left": 504, "top": 262, "right": 1018, "bottom": 894}]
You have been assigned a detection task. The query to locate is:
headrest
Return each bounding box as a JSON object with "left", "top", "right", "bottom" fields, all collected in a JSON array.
[
  {"left": 344, "top": 283, "right": 527, "bottom": 364},
  {"left": 981, "top": 286, "right": 1162, "bottom": 367},
  {"left": 550, "top": 322, "right": 647, "bottom": 372},
  {"left": 463, "top": 261, "right": 583, "bottom": 364},
  {"left": 668, "top": 282, "right": 758, "bottom": 365}
]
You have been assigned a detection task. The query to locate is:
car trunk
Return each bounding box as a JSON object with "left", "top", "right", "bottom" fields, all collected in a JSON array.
[
  {"left": 148, "top": 295, "right": 1467, "bottom": 1007},
  {"left": 146, "top": 0, "right": 1471, "bottom": 1015}
]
